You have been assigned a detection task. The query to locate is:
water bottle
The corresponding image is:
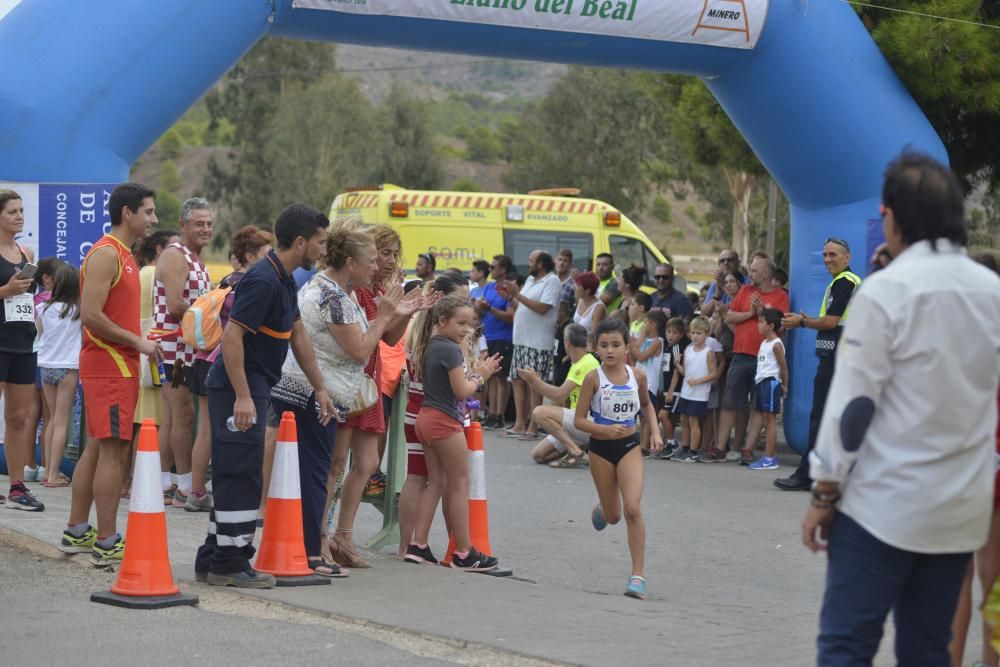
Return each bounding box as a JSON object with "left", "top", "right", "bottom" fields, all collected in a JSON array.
[{"left": 226, "top": 415, "right": 256, "bottom": 432}]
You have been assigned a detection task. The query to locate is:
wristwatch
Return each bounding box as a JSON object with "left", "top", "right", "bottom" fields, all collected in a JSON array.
[{"left": 811, "top": 481, "right": 841, "bottom": 504}]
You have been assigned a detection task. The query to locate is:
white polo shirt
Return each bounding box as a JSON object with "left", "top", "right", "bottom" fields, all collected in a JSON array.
[{"left": 811, "top": 240, "right": 1000, "bottom": 553}]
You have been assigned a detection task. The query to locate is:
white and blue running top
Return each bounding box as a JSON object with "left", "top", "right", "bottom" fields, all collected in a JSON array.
[{"left": 590, "top": 365, "right": 641, "bottom": 428}]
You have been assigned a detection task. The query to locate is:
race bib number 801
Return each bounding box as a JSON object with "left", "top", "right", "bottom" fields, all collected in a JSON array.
[{"left": 600, "top": 387, "right": 638, "bottom": 422}]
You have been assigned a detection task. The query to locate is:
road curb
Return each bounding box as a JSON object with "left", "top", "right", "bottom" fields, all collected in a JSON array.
[{"left": 0, "top": 524, "right": 570, "bottom": 667}]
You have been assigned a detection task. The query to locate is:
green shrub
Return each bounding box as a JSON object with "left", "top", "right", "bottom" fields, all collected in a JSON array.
[
  {"left": 452, "top": 179, "right": 481, "bottom": 192},
  {"left": 653, "top": 195, "right": 672, "bottom": 224},
  {"left": 159, "top": 129, "right": 183, "bottom": 160}
]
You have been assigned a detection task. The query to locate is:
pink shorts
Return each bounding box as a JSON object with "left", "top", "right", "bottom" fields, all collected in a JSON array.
[{"left": 415, "top": 407, "right": 464, "bottom": 444}]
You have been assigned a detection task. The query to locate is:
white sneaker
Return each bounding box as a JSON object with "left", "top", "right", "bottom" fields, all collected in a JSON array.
[
  {"left": 22, "top": 466, "right": 39, "bottom": 482},
  {"left": 724, "top": 451, "right": 742, "bottom": 463},
  {"left": 36, "top": 465, "right": 46, "bottom": 482}
]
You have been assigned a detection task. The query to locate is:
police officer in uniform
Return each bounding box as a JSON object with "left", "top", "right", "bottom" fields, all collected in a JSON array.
[{"left": 774, "top": 238, "right": 861, "bottom": 491}]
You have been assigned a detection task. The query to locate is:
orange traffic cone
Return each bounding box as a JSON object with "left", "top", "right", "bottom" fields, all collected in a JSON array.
[
  {"left": 91, "top": 419, "right": 198, "bottom": 609},
  {"left": 254, "top": 411, "right": 329, "bottom": 587},
  {"left": 441, "top": 423, "right": 511, "bottom": 576}
]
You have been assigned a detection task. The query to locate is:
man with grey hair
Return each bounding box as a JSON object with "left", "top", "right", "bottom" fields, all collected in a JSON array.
[
  {"left": 153, "top": 197, "right": 214, "bottom": 508},
  {"left": 701, "top": 254, "right": 789, "bottom": 463},
  {"left": 519, "top": 323, "right": 600, "bottom": 467}
]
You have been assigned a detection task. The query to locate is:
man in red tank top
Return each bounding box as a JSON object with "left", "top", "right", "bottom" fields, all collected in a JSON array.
[{"left": 59, "top": 183, "right": 162, "bottom": 567}]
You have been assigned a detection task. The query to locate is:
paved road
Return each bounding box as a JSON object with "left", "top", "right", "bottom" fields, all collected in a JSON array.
[
  {"left": 0, "top": 429, "right": 982, "bottom": 665},
  {"left": 0, "top": 541, "right": 461, "bottom": 667}
]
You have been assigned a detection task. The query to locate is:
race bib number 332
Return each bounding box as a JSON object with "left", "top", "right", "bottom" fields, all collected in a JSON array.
[{"left": 3, "top": 293, "right": 34, "bottom": 323}]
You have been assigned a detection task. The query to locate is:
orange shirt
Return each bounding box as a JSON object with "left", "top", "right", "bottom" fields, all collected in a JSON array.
[
  {"left": 79, "top": 234, "right": 140, "bottom": 378},
  {"left": 380, "top": 336, "right": 407, "bottom": 397},
  {"left": 730, "top": 285, "right": 790, "bottom": 356}
]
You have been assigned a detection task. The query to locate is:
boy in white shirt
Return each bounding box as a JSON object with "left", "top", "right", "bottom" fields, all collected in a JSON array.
[
  {"left": 667, "top": 317, "right": 717, "bottom": 462},
  {"left": 745, "top": 308, "right": 787, "bottom": 470}
]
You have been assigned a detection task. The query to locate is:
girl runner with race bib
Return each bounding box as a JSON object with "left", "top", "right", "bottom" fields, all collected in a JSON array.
[{"left": 574, "top": 318, "right": 662, "bottom": 601}]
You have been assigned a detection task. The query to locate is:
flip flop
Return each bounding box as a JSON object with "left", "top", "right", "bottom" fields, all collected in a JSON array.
[
  {"left": 42, "top": 480, "right": 70, "bottom": 488},
  {"left": 504, "top": 429, "right": 526, "bottom": 438},
  {"left": 517, "top": 432, "right": 540, "bottom": 441}
]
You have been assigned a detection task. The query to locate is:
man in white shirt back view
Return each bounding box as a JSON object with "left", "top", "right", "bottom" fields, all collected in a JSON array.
[{"left": 802, "top": 152, "right": 1000, "bottom": 666}]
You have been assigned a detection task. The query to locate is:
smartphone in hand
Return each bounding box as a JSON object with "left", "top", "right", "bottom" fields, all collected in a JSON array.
[{"left": 17, "top": 263, "right": 38, "bottom": 280}]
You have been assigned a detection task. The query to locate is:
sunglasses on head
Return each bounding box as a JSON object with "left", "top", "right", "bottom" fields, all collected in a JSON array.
[{"left": 825, "top": 237, "right": 850, "bottom": 251}]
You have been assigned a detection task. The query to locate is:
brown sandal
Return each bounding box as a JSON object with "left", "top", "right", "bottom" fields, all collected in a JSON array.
[
  {"left": 550, "top": 453, "right": 588, "bottom": 468},
  {"left": 327, "top": 536, "right": 371, "bottom": 569}
]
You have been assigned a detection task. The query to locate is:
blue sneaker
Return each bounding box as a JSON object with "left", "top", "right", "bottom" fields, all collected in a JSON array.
[
  {"left": 592, "top": 504, "right": 608, "bottom": 531},
  {"left": 654, "top": 443, "right": 677, "bottom": 460},
  {"left": 6, "top": 483, "right": 44, "bottom": 511},
  {"left": 748, "top": 456, "right": 779, "bottom": 470},
  {"left": 677, "top": 449, "right": 700, "bottom": 463},
  {"left": 625, "top": 575, "right": 647, "bottom": 600}
]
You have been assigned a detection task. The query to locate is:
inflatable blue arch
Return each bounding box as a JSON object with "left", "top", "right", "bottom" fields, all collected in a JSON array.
[{"left": 0, "top": 0, "right": 947, "bottom": 451}]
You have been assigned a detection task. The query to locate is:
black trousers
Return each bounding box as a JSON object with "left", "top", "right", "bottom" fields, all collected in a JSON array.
[
  {"left": 195, "top": 369, "right": 271, "bottom": 575},
  {"left": 793, "top": 352, "right": 836, "bottom": 481},
  {"left": 271, "top": 395, "right": 336, "bottom": 558},
  {"left": 552, "top": 326, "right": 570, "bottom": 387}
]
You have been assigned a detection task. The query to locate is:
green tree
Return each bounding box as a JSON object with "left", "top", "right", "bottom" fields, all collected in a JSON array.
[
  {"left": 859, "top": 1, "right": 1000, "bottom": 190},
  {"left": 157, "top": 192, "right": 181, "bottom": 229},
  {"left": 497, "top": 118, "right": 519, "bottom": 163},
  {"left": 464, "top": 126, "right": 502, "bottom": 163},
  {"left": 666, "top": 78, "right": 768, "bottom": 261},
  {"left": 156, "top": 159, "right": 183, "bottom": 228},
  {"left": 452, "top": 178, "right": 481, "bottom": 192},
  {"left": 652, "top": 195, "right": 672, "bottom": 224},
  {"left": 159, "top": 129, "right": 183, "bottom": 160},
  {"left": 204, "top": 37, "right": 337, "bottom": 238},
  {"left": 969, "top": 184, "right": 1000, "bottom": 249},
  {"left": 263, "top": 74, "right": 375, "bottom": 217},
  {"left": 505, "top": 67, "right": 672, "bottom": 213},
  {"left": 370, "top": 84, "right": 444, "bottom": 189},
  {"left": 159, "top": 159, "right": 182, "bottom": 194}
]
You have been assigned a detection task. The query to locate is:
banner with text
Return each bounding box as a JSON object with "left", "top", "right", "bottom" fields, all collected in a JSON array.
[
  {"left": 293, "top": 0, "right": 769, "bottom": 50},
  {"left": 0, "top": 182, "right": 116, "bottom": 266}
]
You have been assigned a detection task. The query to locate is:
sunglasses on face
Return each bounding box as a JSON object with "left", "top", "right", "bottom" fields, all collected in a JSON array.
[
  {"left": 654, "top": 274, "right": 671, "bottom": 281},
  {"left": 825, "top": 237, "right": 850, "bottom": 252},
  {"left": 719, "top": 257, "right": 737, "bottom": 263}
]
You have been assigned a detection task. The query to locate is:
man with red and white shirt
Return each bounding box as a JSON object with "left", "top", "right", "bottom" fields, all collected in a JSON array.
[
  {"left": 153, "top": 198, "right": 213, "bottom": 507},
  {"left": 711, "top": 256, "right": 789, "bottom": 462}
]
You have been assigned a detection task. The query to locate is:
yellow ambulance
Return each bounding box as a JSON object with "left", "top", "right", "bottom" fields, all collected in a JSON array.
[{"left": 330, "top": 184, "right": 670, "bottom": 285}]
